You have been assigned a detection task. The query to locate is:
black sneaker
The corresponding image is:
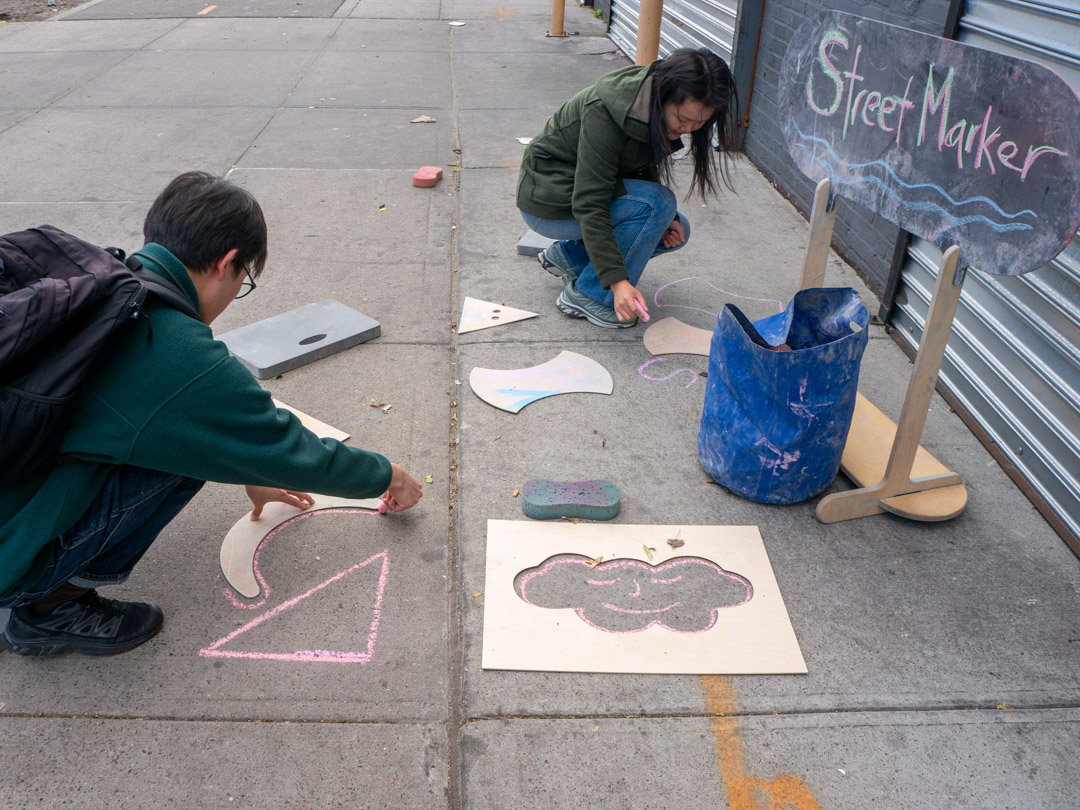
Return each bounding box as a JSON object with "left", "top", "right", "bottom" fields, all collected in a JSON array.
[{"left": 4, "top": 591, "right": 163, "bottom": 657}]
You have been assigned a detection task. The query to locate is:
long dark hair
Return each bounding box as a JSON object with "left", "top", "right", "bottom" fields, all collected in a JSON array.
[{"left": 648, "top": 48, "right": 740, "bottom": 199}]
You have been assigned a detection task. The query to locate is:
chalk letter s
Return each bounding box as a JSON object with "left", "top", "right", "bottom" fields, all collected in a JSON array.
[{"left": 806, "top": 28, "right": 847, "bottom": 117}]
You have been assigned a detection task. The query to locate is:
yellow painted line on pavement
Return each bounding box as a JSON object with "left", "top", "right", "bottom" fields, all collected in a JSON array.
[
  {"left": 701, "top": 675, "right": 824, "bottom": 809},
  {"left": 197, "top": 5, "right": 217, "bottom": 14}
]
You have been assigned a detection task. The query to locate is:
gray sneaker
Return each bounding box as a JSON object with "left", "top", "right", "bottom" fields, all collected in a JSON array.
[
  {"left": 537, "top": 242, "right": 579, "bottom": 282},
  {"left": 556, "top": 281, "right": 638, "bottom": 329}
]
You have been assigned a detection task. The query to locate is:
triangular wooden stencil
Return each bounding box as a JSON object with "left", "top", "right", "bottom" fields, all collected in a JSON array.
[{"left": 458, "top": 297, "right": 538, "bottom": 334}]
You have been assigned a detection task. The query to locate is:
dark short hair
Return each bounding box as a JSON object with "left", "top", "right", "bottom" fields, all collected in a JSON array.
[
  {"left": 648, "top": 48, "right": 741, "bottom": 199},
  {"left": 143, "top": 171, "right": 268, "bottom": 278}
]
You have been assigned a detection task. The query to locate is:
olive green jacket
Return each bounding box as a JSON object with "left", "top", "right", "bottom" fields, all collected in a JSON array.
[{"left": 517, "top": 62, "right": 679, "bottom": 289}]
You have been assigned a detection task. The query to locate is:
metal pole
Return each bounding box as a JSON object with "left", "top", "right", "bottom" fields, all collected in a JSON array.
[
  {"left": 550, "top": 0, "right": 565, "bottom": 37},
  {"left": 635, "top": 0, "right": 663, "bottom": 64}
]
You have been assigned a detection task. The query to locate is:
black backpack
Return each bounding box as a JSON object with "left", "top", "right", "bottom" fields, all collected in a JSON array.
[{"left": 0, "top": 225, "right": 199, "bottom": 486}]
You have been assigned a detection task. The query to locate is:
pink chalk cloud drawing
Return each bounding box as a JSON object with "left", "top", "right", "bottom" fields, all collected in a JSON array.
[{"left": 514, "top": 555, "right": 753, "bottom": 634}]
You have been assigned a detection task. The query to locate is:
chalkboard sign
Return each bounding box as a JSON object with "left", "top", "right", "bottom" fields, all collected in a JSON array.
[{"left": 779, "top": 11, "right": 1080, "bottom": 276}]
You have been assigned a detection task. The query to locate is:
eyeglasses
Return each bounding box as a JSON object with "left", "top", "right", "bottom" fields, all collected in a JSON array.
[{"left": 235, "top": 264, "right": 257, "bottom": 299}]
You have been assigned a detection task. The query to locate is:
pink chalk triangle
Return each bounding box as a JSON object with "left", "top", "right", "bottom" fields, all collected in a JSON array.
[{"left": 199, "top": 550, "right": 390, "bottom": 663}]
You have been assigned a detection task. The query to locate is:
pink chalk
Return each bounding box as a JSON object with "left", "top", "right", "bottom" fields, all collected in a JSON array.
[
  {"left": 633, "top": 299, "right": 650, "bottom": 322},
  {"left": 378, "top": 501, "right": 388, "bottom": 514},
  {"left": 412, "top": 166, "right": 443, "bottom": 188}
]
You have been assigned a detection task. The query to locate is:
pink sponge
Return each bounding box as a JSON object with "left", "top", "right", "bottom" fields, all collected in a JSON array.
[{"left": 412, "top": 166, "right": 443, "bottom": 188}]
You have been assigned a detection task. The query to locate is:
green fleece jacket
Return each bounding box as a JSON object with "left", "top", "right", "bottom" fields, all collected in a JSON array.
[
  {"left": 0, "top": 244, "right": 392, "bottom": 601},
  {"left": 516, "top": 62, "right": 680, "bottom": 290}
]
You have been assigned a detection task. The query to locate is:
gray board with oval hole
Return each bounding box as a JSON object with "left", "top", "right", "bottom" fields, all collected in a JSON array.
[{"left": 216, "top": 299, "right": 381, "bottom": 379}]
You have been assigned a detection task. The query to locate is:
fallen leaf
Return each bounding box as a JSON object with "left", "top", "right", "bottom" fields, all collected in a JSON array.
[
  {"left": 560, "top": 516, "right": 580, "bottom": 524},
  {"left": 424, "top": 474, "right": 433, "bottom": 483},
  {"left": 454, "top": 379, "right": 461, "bottom": 385},
  {"left": 643, "top": 544, "right": 656, "bottom": 561},
  {"left": 996, "top": 702, "right": 1012, "bottom": 710},
  {"left": 411, "top": 115, "right": 437, "bottom": 123},
  {"left": 378, "top": 203, "right": 387, "bottom": 211},
  {"left": 585, "top": 556, "right": 604, "bottom": 569},
  {"left": 667, "top": 538, "right": 685, "bottom": 549},
  {"left": 473, "top": 592, "right": 483, "bottom": 598},
  {"left": 513, "top": 489, "right": 520, "bottom": 497},
  {"left": 370, "top": 401, "right": 385, "bottom": 408}
]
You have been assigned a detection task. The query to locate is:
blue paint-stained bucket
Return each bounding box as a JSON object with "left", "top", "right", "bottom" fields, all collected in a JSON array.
[{"left": 698, "top": 287, "right": 869, "bottom": 505}]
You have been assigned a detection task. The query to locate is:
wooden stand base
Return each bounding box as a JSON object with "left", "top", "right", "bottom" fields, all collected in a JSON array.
[
  {"left": 823, "top": 393, "right": 967, "bottom": 522},
  {"left": 802, "top": 178, "right": 967, "bottom": 523}
]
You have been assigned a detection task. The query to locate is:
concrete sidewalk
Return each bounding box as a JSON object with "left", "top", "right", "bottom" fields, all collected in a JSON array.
[{"left": 1, "top": 1, "right": 1079, "bottom": 807}]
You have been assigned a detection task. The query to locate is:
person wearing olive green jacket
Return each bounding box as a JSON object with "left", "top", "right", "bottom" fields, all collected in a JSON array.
[
  {"left": 517, "top": 48, "right": 739, "bottom": 328},
  {"left": 0, "top": 172, "right": 423, "bottom": 657}
]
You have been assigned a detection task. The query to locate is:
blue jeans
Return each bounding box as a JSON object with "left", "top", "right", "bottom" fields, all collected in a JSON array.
[
  {"left": 521, "top": 179, "right": 690, "bottom": 308},
  {"left": 0, "top": 466, "right": 204, "bottom": 609}
]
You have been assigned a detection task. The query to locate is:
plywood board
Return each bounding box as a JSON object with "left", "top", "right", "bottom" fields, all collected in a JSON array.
[
  {"left": 220, "top": 494, "right": 384, "bottom": 598},
  {"left": 643, "top": 317, "right": 711, "bottom": 357},
  {"left": 840, "top": 392, "right": 967, "bottom": 520},
  {"left": 272, "top": 399, "right": 350, "bottom": 442},
  {"left": 469, "top": 350, "right": 612, "bottom": 413},
  {"left": 482, "top": 520, "right": 807, "bottom": 674},
  {"left": 457, "top": 297, "right": 538, "bottom": 334}
]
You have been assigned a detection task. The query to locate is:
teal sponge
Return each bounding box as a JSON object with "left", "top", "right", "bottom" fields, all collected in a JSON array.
[{"left": 521, "top": 479, "right": 621, "bottom": 521}]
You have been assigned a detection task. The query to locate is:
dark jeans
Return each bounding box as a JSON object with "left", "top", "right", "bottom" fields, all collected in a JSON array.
[{"left": 0, "top": 466, "right": 204, "bottom": 609}]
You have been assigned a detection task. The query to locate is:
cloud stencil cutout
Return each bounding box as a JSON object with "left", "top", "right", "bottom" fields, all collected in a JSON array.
[{"left": 514, "top": 555, "right": 753, "bottom": 634}]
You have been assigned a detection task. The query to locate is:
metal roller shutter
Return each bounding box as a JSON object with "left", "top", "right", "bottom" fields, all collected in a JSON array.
[
  {"left": 609, "top": 0, "right": 738, "bottom": 64},
  {"left": 891, "top": 0, "right": 1080, "bottom": 545}
]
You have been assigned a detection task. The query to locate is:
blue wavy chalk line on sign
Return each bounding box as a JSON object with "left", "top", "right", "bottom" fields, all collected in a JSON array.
[
  {"left": 817, "top": 160, "right": 1034, "bottom": 233},
  {"left": 793, "top": 124, "right": 1038, "bottom": 221}
]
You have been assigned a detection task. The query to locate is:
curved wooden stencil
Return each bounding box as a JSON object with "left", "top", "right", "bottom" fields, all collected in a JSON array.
[
  {"left": 469, "top": 350, "right": 613, "bottom": 413},
  {"left": 220, "top": 495, "right": 383, "bottom": 598}
]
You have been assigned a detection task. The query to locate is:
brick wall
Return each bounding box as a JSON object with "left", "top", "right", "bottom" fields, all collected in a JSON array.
[{"left": 740, "top": 0, "right": 951, "bottom": 298}]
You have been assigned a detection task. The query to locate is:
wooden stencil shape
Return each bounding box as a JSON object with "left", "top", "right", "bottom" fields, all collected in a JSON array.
[
  {"left": 220, "top": 495, "right": 384, "bottom": 598},
  {"left": 469, "top": 350, "right": 613, "bottom": 413},
  {"left": 642, "top": 317, "right": 712, "bottom": 357},
  {"left": 272, "top": 399, "right": 350, "bottom": 442},
  {"left": 457, "top": 297, "right": 539, "bottom": 334},
  {"left": 482, "top": 520, "right": 807, "bottom": 674}
]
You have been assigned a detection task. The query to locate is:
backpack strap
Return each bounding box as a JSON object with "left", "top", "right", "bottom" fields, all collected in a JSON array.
[
  {"left": 103, "top": 246, "right": 201, "bottom": 321},
  {"left": 132, "top": 266, "right": 201, "bottom": 321}
]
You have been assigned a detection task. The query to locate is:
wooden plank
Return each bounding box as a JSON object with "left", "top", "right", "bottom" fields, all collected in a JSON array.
[
  {"left": 482, "top": 520, "right": 807, "bottom": 675},
  {"left": 834, "top": 393, "right": 967, "bottom": 521},
  {"left": 220, "top": 494, "right": 384, "bottom": 598}
]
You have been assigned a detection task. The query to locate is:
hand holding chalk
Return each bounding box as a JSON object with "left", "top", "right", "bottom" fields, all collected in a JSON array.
[{"left": 633, "top": 299, "right": 650, "bottom": 323}]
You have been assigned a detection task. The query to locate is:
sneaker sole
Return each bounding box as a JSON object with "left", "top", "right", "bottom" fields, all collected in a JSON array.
[{"left": 556, "top": 294, "right": 638, "bottom": 329}]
